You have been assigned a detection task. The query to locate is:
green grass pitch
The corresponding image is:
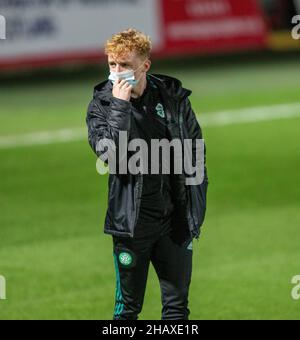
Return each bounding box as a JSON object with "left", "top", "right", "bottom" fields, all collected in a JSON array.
[{"left": 0, "top": 55, "right": 300, "bottom": 319}]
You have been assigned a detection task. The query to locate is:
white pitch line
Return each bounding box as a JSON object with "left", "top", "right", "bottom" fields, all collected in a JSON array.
[
  {"left": 0, "top": 128, "right": 86, "bottom": 149},
  {"left": 0, "top": 102, "right": 300, "bottom": 149},
  {"left": 200, "top": 102, "right": 300, "bottom": 126}
]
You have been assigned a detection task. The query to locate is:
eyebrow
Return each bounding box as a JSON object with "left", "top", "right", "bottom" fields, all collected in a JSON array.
[{"left": 108, "top": 60, "right": 132, "bottom": 65}]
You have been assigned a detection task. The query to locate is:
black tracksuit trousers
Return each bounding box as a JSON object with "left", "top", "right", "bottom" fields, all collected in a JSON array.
[{"left": 112, "top": 221, "right": 193, "bottom": 320}]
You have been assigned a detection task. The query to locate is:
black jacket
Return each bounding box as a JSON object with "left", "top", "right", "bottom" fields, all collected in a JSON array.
[{"left": 86, "top": 74, "right": 208, "bottom": 242}]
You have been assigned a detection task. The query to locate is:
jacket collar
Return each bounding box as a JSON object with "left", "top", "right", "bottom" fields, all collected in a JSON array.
[{"left": 148, "top": 74, "right": 192, "bottom": 101}]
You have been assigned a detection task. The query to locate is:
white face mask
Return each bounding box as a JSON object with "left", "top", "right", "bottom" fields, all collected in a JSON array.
[{"left": 108, "top": 62, "right": 145, "bottom": 87}]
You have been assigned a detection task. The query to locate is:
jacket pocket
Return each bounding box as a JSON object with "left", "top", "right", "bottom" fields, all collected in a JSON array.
[{"left": 106, "top": 175, "right": 135, "bottom": 236}]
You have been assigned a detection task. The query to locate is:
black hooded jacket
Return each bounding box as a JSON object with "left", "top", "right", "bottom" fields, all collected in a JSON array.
[{"left": 86, "top": 74, "right": 208, "bottom": 242}]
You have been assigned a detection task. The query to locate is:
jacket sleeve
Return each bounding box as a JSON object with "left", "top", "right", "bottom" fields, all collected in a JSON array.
[
  {"left": 86, "top": 96, "right": 133, "bottom": 167},
  {"left": 181, "top": 96, "right": 209, "bottom": 229},
  {"left": 181, "top": 96, "right": 208, "bottom": 183}
]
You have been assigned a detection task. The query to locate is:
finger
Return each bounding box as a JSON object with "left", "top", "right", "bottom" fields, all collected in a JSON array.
[
  {"left": 118, "top": 79, "right": 127, "bottom": 87},
  {"left": 113, "top": 79, "right": 124, "bottom": 88},
  {"left": 123, "top": 81, "right": 131, "bottom": 88}
]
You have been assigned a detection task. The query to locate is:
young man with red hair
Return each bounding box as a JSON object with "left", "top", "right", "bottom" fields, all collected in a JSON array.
[{"left": 87, "top": 28, "right": 208, "bottom": 320}]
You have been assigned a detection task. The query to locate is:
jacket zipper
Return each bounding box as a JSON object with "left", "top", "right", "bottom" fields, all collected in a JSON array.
[{"left": 131, "top": 174, "right": 143, "bottom": 237}]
